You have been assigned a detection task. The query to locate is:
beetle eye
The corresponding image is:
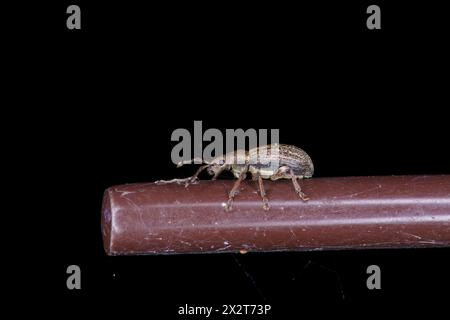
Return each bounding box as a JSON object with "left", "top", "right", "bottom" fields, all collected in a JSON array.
[{"left": 219, "top": 160, "right": 225, "bottom": 165}]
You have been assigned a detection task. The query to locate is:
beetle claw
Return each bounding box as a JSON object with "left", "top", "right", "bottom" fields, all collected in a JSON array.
[
  {"left": 225, "top": 199, "right": 233, "bottom": 211},
  {"left": 298, "top": 192, "right": 309, "bottom": 201}
]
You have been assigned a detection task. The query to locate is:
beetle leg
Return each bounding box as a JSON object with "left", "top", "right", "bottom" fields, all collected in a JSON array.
[
  {"left": 290, "top": 169, "right": 309, "bottom": 201},
  {"left": 270, "top": 166, "right": 290, "bottom": 180},
  {"left": 254, "top": 172, "right": 270, "bottom": 211},
  {"left": 184, "top": 164, "right": 212, "bottom": 187},
  {"left": 225, "top": 165, "right": 248, "bottom": 211},
  {"left": 211, "top": 165, "right": 227, "bottom": 180}
]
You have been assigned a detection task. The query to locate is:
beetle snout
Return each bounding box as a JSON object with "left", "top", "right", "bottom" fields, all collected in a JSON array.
[{"left": 207, "top": 165, "right": 221, "bottom": 176}]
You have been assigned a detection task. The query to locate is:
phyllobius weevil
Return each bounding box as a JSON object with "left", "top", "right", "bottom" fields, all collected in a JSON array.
[{"left": 156, "top": 144, "right": 314, "bottom": 211}]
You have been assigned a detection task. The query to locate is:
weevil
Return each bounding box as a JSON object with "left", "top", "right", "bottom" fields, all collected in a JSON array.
[{"left": 156, "top": 144, "right": 314, "bottom": 211}]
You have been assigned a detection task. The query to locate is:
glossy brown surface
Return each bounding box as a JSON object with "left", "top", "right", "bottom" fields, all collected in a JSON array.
[{"left": 101, "top": 175, "right": 450, "bottom": 255}]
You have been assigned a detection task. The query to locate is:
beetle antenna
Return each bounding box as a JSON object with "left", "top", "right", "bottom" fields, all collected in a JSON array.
[{"left": 176, "top": 157, "right": 204, "bottom": 168}]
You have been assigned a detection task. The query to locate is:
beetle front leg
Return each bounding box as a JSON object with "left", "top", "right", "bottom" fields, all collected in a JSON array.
[
  {"left": 290, "top": 169, "right": 309, "bottom": 201},
  {"left": 225, "top": 165, "right": 248, "bottom": 211},
  {"left": 211, "top": 165, "right": 228, "bottom": 180},
  {"left": 184, "top": 164, "right": 212, "bottom": 187}
]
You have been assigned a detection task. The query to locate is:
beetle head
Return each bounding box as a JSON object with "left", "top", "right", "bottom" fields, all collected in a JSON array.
[
  {"left": 206, "top": 150, "right": 247, "bottom": 175},
  {"left": 204, "top": 154, "right": 226, "bottom": 176}
]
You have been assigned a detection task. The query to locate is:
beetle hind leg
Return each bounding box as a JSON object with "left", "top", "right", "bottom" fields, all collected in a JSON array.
[
  {"left": 290, "top": 169, "right": 309, "bottom": 201},
  {"left": 270, "top": 166, "right": 290, "bottom": 181}
]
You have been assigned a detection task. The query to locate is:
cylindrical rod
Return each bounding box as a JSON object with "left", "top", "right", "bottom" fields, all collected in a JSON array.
[{"left": 101, "top": 175, "right": 450, "bottom": 255}]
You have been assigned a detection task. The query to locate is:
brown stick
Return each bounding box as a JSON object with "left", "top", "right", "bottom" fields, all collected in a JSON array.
[{"left": 102, "top": 175, "right": 450, "bottom": 255}]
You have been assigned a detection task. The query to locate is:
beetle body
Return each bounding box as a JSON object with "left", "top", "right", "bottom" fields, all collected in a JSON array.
[
  {"left": 157, "top": 144, "right": 314, "bottom": 211},
  {"left": 229, "top": 144, "right": 313, "bottom": 179}
]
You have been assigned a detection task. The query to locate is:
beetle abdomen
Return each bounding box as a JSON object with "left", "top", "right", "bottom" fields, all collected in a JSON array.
[{"left": 248, "top": 144, "right": 314, "bottom": 178}]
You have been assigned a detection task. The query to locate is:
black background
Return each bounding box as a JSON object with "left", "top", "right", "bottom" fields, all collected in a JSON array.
[{"left": 18, "top": 0, "right": 450, "bottom": 317}]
